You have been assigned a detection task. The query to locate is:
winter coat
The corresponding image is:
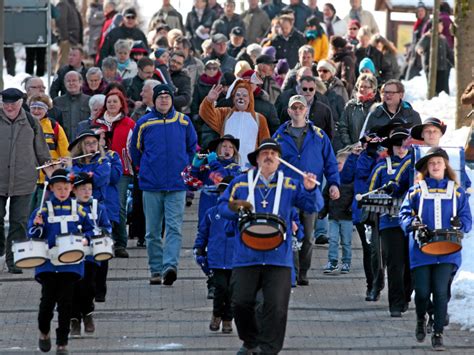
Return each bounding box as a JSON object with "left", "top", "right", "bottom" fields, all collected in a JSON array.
[
  {"left": 307, "top": 34, "right": 329, "bottom": 62},
  {"left": 203, "top": 53, "right": 237, "bottom": 75},
  {"left": 323, "top": 16, "right": 347, "bottom": 37},
  {"left": 439, "top": 12, "right": 454, "bottom": 49},
  {"left": 96, "top": 10, "right": 118, "bottom": 65},
  {"left": 194, "top": 205, "right": 235, "bottom": 270},
  {"left": 262, "top": 76, "right": 281, "bottom": 105},
  {"left": 324, "top": 76, "right": 349, "bottom": 127},
  {"left": 211, "top": 14, "right": 245, "bottom": 38},
  {"left": 150, "top": 5, "right": 185, "bottom": 33},
  {"left": 49, "top": 64, "right": 87, "bottom": 99},
  {"left": 123, "top": 75, "right": 146, "bottom": 103},
  {"left": 185, "top": 7, "right": 217, "bottom": 52},
  {"left": 52, "top": 93, "right": 91, "bottom": 142},
  {"left": 28, "top": 196, "right": 94, "bottom": 281},
  {"left": 271, "top": 29, "right": 308, "bottom": 69},
  {"left": 81, "top": 79, "right": 107, "bottom": 96},
  {"left": 355, "top": 45, "right": 392, "bottom": 84},
  {"left": 99, "top": 26, "right": 148, "bottom": 63},
  {"left": 104, "top": 150, "right": 122, "bottom": 223},
  {"left": 262, "top": 0, "right": 286, "bottom": 20},
  {"left": 343, "top": 8, "right": 379, "bottom": 35},
  {"left": 0, "top": 109, "right": 50, "bottom": 196},
  {"left": 129, "top": 108, "right": 197, "bottom": 192},
  {"left": 416, "top": 33, "right": 454, "bottom": 72},
  {"left": 399, "top": 178, "right": 472, "bottom": 270},
  {"left": 55, "top": 0, "right": 83, "bottom": 45},
  {"left": 320, "top": 182, "right": 354, "bottom": 221},
  {"left": 170, "top": 70, "right": 192, "bottom": 113},
  {"left": 86, "top": 2, "right": 105, "bottom": 56},
  {"left": 383, "top": 51, "right": 401, "bottom": 80},
  {"left": 405, "top": 16, "right": 430, "bottom": 80},
  {"left": 117, "top": 59, "right": 138, "bottom": 80},
  {"left": 281, "top": 63, "right": 318, "bottom": 92},
  {"left": 361, "top": 101, "right": 422, "bottom": 136},
  {"left": 283, "top": 3, "right": 313, "bottom": 32},
  {"left": 184, "top": 55, "right": 205, "bottom": 101},
  {"left": 72, "top": 154, "right": 111, "bottom": 202},
  {"left": 274, "top": 122, "right": 340, "bottom": 188},
  {"left": 241, "top": 7, "right": 271, "bottom": 45},
  {"left": 338, "top": 97, "right": 378, "bottom": 147},
  {"left": 218, "top": 171, "right": 322, "bottom": 268},
  {"left": 331, "top": 48, "right": 356, "bottom": 97}
]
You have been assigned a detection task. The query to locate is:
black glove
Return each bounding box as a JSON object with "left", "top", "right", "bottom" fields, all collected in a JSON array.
[
  {"left": 193, "top": 248, "right": 205, "bottom": 257},
  {"left": 450, "top": 216, "right": 462, "bottom": 230},
  {"left": 411, "top": 216, "right": 425, "bottom": 231},
  {"left": 382, "top": 182, "right": 395, "bottom": 195}
]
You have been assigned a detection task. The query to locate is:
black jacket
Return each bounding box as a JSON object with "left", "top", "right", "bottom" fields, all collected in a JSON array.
[
  {"left": 271, "top": 29, "right": 307, "bottom": 69},
  {"left": 319, "top": 182, "right": 354, "bottom": 221},
  {"left": 363, "top": 101, "right": 422, "bottom": 135},
  {"left": 338, "top": 98, "right": 378, "bottom": 147},
  {"left": 355, "top": 45, "right": 393, "bottom": 84},
  {"left": 227, "top": 40, "right": 246, "bottom": 58},
  {"left": 50, "top": 64, "right": 87, "bottom": 99},
  {"left": 203, "top": 53, "right": 237, "bottom": 74},
  {"left": 331, "top": 48, "right": 356, "bottom": 97},
  {"left": 99, "top": 26, "right": 148, "bottom": 65},
  {"left": 211, "top": 14, "right": 245, "bottom": 38},
  {"left": 170, "top": 70, "right": 192, "bottom": 113},
  {"left": 185, "top": 7, "right": 217, "bottom": 52},
  {"left": 123, "top": 75, "right": 146, "bottom": 103}
]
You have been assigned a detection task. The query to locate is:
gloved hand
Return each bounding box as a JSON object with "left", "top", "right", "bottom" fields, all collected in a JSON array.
[
  {"left": 382, "top": 181, "right": 395, "bottom": 195},
  {"left": 411, "top": 216, "right": 425, "bottom": 231},
  {"left": 192, "top": 154, "right": 205, "bottom": 168},
  {"left": 292, "top": 236, "right": 303, "bottom": 251},
  {"left": 366, "top": 142, "right": 379, "bottom": 158},
  {"left": 450, "top": 216, "right": 462, "bottom": 230},
  {"left": 207, "top": 152, "right": 218, "bottom": 163},
  {"left": 193, "top": 247, "right": 205, "bottom": 257}
]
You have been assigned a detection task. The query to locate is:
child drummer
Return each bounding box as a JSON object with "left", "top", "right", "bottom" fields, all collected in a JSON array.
[
  {"left": 70, "top": 172, "right": 112, "bottom": 337},
  {"left": 28, "top": 169, "right": 94, "bottom": 354}
]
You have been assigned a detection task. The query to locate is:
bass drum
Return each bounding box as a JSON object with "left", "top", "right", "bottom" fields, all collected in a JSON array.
[{"left": 239, "top": 213, "right": 287, "bottom": 251}]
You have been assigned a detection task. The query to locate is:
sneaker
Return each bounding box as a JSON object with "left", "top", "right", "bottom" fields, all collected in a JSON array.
[
  {"left": 431, "top": 333, "right": 445, "bottom": 351},
  {"left": 323, "top": 262, "right": 338, "bottom": 274},
  {"left": 56, "top": 345, "right": 68, "bottom": 355},
  {"left": 38, "top": 333, "right": 51, "bottom": 352},
  {"left": 315, "top": 234, "right": 329, "bottom": 245},
  {"left": 114, "top": 248, "right": 129, "bottom": 258},
  {"left": 416, "top": 316, "right": 427, "bottom": 342},
  {"left": 222, "top": 320, "right": 233, "bottom": 333},
  {"left": 149, "top": 273, "right": 162, "bottom": 285},
  {"left": 136, "top": 240, "right": 146, "bottom": 248},
  {"left": 390, "top": 310, "right": 402, "bottom": 317},
  {"left": 83, "top": 314, "right": 95, "bottom": 334},
  {"left": 340, "top": 263, "right": 351, "bottom": 274},
  {"left": 162, "top": 268, "right": 177, "bottom": 286},
  {"left": 297, "top": 271, "right": 309, "bottom": 286},
  {"left": 70, "top": 318, "right": 81, "bottom": 337},
  {"left": 209, "top": 315, "right": 221, "bottom": 331}
]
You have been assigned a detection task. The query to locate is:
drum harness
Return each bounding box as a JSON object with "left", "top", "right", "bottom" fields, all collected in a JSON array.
[
  {"left": 87, "top": 199, "right": 102, "bottom": 236},
  {"left": 416, "top": 180, "right": 456, "bottom": 246}
]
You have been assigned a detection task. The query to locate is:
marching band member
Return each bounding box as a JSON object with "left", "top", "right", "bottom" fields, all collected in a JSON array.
[
  {"left": 366, "top": 128, "right": 411, "bottom": 316},
  {"left": 399, "top": 147, "right": 472, "bottom": 350},
  {"left": 28, "top": 169, "right": 94, "bottom": 354},
  {"left": 218, "top": 139, "right": 322, "bottom": 355},
  {"left": 70, "top": 172, "right": 112, "bottom": 337}
]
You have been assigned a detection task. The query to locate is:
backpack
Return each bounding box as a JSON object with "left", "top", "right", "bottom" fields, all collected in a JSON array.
[{"left": 26, "top": 112, "right": 60, "bottom": 144}]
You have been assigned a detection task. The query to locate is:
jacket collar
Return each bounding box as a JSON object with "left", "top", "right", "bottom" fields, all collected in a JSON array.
[{"left": 151, "top": 107, "right": 176, "bottom": 120}]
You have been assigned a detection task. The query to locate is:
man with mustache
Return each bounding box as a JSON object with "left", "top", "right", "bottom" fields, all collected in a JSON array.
[
  {"left": 274, "top": 95, "right": 340, "bottom": 285},
  {"left": 218, "top": 138, "right": 322, "bottom": 354}
]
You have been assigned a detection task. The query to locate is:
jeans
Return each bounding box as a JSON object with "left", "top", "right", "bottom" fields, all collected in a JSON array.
[
  {"left": 0, "top": 195, "right": 31, "bottom": 266},
  {"left": 231, "top": 266, "right": 291, "bottom": 354},
  {"left": 314, "top": 215, "right": 328, "bottom": 237},
  {"left": 113, "top": 175, "right": 132, "bottom": 249},
  {"left": 413, "top": 263, "right": 454, "bottom": 334},
  {"left": 143, "top": 190, "right": 186, "bottom": 275},
  {"left": 328, "top": 219, "right": 353, "bottom": 264}
]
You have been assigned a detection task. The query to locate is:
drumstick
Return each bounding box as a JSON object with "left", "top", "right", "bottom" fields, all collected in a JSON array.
[
  {"left": 36, "top": 181, "right": 49, "bottom": 217},
  {"left": 276, "top": 157, "right": 320, "bottom": 186}
]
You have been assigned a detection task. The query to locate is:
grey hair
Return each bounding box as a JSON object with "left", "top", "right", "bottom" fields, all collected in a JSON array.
[
  {"left": 86, "top": 67, "right": 103, "bottom": 80},
  {"left": 246, "top": 43, "right": 262, "bottom": 58},
  {"left": 298, "top": 45, "right": 314, "bottom": 57},
  {"left": 114, "top": 39, "right": 133, "bottom": 54},
  {"left": 356, "top": 73, "right": 378, "bottom": 91},
  {"left": 89, "top": 94, "right": 106, "bottom": 110},
  {"left": 143, "top": 79, "right": 161, "bottom": 91},
  {"left": 102, "top": 56, "right": 118, "bottom": 70},
  {"left": 64, "top": 70, "right": 82, "bottom": 83}
]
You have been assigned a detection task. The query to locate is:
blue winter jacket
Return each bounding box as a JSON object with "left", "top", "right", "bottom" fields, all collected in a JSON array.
[
  {"left": 273, "top": 122, "right": 340, "bottom": 187},
  {"left": 28, "top": 196, "right": 94, "bottom": 281},
  {"left": 194, "top": 205, "right": 235, "bottom": 269},
  {"left": 104, "top": 150, "right": 123, "bottom": 223},
  {"left": 129, "top": 107, "right": 197, "bottom": 191},
  {"left": 399, "top": 178, "right": 472, "bottom": 271},
  {"left": 191, "top": 158, "right": 242, "bottom": 222},
  {"left": 367, "top": 155, "right": 404, "bottom": 230},
  {"left": 218, "top": 170, "right": 322, "bottom": 268},
  {"left": 72, "top": 154, "right": 111, "bottom": 202}
]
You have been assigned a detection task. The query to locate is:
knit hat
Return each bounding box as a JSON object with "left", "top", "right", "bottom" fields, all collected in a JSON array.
[
  {"left": 317, "top": 60, "right": 337, "bottom": 76},
  {"left": 153, "top": 84, "right": 174, "bottom": 103},
  {"left": 261, "top": 46, "right": 276, "bottom": 60},
  {"left": 330, "top": 36, "right": 347, "bottom": 49},
  {"left": 154, "top": 48, "right": 167, "bottom": 59},
  {"left": 275, "top": 59, "right": 289, "bottom": 75},
  {"left": 359, "top": 57, "right": 376, "bottom": 75},
  {"left": 131, "top": 40, "right": 149, "bottom": 55}
]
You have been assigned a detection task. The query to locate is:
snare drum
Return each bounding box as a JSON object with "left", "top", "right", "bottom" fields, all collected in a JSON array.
[
  {"left": 239, "top": 213, "right": 287, "bottom": 251},
  {"left": 56, "top": 234, "right": 85, "bottom": 263},
  {"left": 91, "top": 235, "right": 114, "bottom": 261},
  {"left": 419, "top": 229, "right": 463, "bottom": 256},
  {"left": 12, "top": 239, "right": 48, "bottom": 268}
]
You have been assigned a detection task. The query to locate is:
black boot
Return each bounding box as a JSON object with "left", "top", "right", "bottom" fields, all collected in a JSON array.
[
  {"left": 416, "top": 316, "right": 427, "bottom": 342},
  {"left": 365, "top": 288, "right": 380, "bottom": 302},
  {"left": 431, "top": 333, "right": 445, "bottom": 351}
]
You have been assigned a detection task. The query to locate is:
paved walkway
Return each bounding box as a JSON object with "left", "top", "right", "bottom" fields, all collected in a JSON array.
[{"left": 1, "top": 196, "right": 473, "bottom": 354}]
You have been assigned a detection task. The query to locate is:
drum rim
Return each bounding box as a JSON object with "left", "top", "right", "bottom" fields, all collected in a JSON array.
[
  {"left": 241, "top": 232, "right": 285, "bottom": 251},
  {"left": 15, "top": 256, "right": 47, "bottom": 268},
  {"left": 93, "top": 252, "right": 114, "bottom": 261},
  {"left": 57, "top": 250, "right": 85, "bottom": 263}
]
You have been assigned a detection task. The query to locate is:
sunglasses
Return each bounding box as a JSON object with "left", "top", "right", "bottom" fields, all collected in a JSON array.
[
  {"left": 349, "top": 27, "right": 359, "bottom": 30},
  {"left": 206, "top": 66, "right": 219, "bottom": 71},
  {"left": 125, "top": 15, "right": 136, "bottom": 20},
  {"left": 317, "top": 69, "right": 329, "bottom": 74},
  {"left": 301, "top": 87, "right": 315, "bottom": 92}
]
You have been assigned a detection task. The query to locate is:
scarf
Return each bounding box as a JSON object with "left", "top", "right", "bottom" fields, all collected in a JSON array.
[
  {"left": 356, "top": 91, "right": 375, "bottom": 103},
  {"left": 413, "top": 18, "right": 424, "bottom": 31},
  {"left": 117, "top": 59, "right": 131, "bottom": 73},
  {"left": 102, "top": 112, "right": 123, "bottom": 129},
  {"left": 200, "top": 71, "right": 222, "bottom": 85}
]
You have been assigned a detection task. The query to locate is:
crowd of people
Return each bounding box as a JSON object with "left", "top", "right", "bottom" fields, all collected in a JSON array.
[{"left": 0, "top": 1, "right": 471, "bottom": 355}]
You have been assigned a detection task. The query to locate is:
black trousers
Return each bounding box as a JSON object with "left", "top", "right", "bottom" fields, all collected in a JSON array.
[
  {"left": 369, "top": 218, "right": 385, "bottom": 292},
  {"left": 355, "top": 223, "right": 373, "bottom": 290},
  {"left": 4, "top": 47, "right": 16, "bottom": 76},
  {"left": 294, "top": 212, "right": 316, "bottom": 277},
  {"left": 25, "top": 47, "right": 46, "bottom": 76},
  {"left": 72, "top": 261, "right": 98, "bottom": 320},
  {"left": 95, "top": 260, "right": 108, "bottom": 299},
  {"left": 380, "top": 227, "right": 412, "bottom": 311},
  {"left": 213, "top": 269, "right": 233, "bottom": 321},
  {"left": 129, "top": 175, "right": 145, "bottom": 242},
  {"left": 413, "top": 263, "right": 454, "bottom": 334},
  {"left": 231, "top": 266, "right": 291, "bottom": 353},
  {"left": 38, "top": 272, "right": 78, "bottom": 346}
]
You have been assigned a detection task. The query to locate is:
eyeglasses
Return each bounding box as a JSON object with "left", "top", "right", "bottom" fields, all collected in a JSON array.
[
  {"left": 301, "top": 87, "right": 315, "bottom": 92},
  {"left": 170, "top": 58, "right": 184, "bottom": 66},
  {"left": 382, "top": 91, "right": 400, "bottom": 95},
  {"left": 317, "top": 69, "right": 329, "bottom": 74},
  {"left": 206, "top": 66, "right": 219, "bottom": 71},
  {"left": 358, "top": 85, "right": 373, "bottom": 90},
  {"left": 125, "top": 15, "right": 136, "bottom": 20},
  {"left": 29, "top": 86, "right": 46, "bottom": 90}
]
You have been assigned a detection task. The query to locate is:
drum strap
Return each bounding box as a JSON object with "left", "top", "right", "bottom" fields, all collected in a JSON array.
[
  {"left": 88, "top": 199, "right": 101, "bottom": 235},
  {"left": 247, "top": 169, "right": 256, "bottom": 212},
  {"left": 386, "top": 157, "right": 395, "bottom": 175},
  {"left": 418, "top": 180, "right": 455, "bottom": 229},
  {"left": 46, "top": 200, "right": 80, "bottom": 234},
  {"left": 272, "top": 171, "right": 284, "bottom": 215}
]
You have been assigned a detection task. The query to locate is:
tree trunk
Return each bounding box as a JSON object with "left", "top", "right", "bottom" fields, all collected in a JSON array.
[
  {"left": 428, "top": 0, "right": 441, "bottom": 99},
  {"left": 455, "top": 0, "right": 474, "bottom": 128}
]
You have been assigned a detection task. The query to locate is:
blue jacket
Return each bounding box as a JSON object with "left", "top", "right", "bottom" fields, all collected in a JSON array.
[
  {"left": 104, "top": 150, "right": 123, "bottom": 223},
  {"left": 218, "top": 170, "right": 322, "bottom": 268},
  {"left": 340, "top": 151, "right": 377, "bottom": 223},
  {"left": 367, "top": 155, "right": 404, "bottom": 230},
  {"left": 194, "top": 205, "right": 235, "bottom": 269},
  {"left": 79, "top": 199, "right": 113, "bottom": 264},
  {"left": 399, "top": 178, "right": 472, "bottom": 271},
  {"left": 28, "top": 196, "right": 94, "bottom": 281},
  {"left": 191, "top": 158, "right": 242, "bottom": 222},
  {"left": 72, "top": 153, "right": 111, "bottom": 202},
  {"left": 129, "top": 107, "right": 197, "bottom": 191},
  {"left": 274, "top": 122, "right": 340, "bottom": 188}
]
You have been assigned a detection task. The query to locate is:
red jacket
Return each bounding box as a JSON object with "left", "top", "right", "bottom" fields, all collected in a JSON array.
[{"left": 96, "top": 10, "right": 118, "bottom": 65}]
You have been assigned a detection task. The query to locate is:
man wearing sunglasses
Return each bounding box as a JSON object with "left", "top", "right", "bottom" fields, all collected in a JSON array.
[{"left": 99, "top": 7, "right": 148, "bottom": 64}]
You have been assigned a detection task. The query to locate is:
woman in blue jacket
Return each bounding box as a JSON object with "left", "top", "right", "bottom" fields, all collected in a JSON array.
[{"left": 399, "top": 147, "right": 472, "bottom": 351}]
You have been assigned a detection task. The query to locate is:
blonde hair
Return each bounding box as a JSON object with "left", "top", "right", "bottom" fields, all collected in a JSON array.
[
  {"left": 28, "top": 93, "right": 52, "bottom": 109},
  {"left": 234, "top": 61, "right": 251, "bottom": 77},
  {"left": 357, "top": 26, "right": 372, "bottom": 40},
  {"left": 217, "top": 140, "right": 240, "bottom": 164},
  {"left": 70, "top": 136, "right": 105, "bottom": 164}
]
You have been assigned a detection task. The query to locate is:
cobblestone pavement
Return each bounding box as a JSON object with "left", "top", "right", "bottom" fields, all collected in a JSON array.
[{"left": 1, "top": 197, "right": 473, "bottom": 354}]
